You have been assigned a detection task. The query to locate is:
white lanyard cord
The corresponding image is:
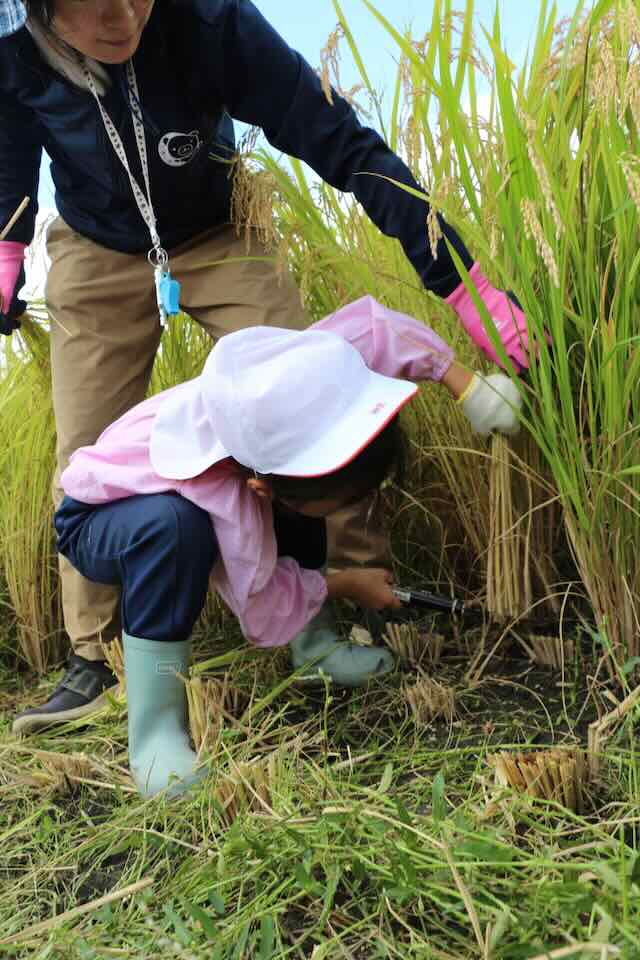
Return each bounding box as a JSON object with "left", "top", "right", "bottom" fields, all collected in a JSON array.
[{"left": 82, "top": 57, "right": 166, "bottom": 267}]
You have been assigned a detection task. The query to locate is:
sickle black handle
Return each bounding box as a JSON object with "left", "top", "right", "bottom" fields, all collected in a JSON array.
[{"left": 392, "top": 588, "right": 466, "bottom": 616}]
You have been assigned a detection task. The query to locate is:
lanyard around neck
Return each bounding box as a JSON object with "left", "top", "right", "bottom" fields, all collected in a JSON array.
[
  {"left": 82, "top": 57, "right": 179, "bottom": 323},
  {"left": 83, "top": 58, "right": 163, "bottom": 259}
]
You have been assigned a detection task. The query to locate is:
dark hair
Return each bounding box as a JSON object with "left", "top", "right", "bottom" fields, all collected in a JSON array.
[
  {"left": 24, "top": 0, "right": 54, "bottom": 27},
  {"left": 261, "top": 415, "right": 405, "bottom": 506}
]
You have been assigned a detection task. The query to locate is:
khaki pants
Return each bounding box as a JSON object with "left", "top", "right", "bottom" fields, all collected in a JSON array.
[{"left": 46, "top": 218, "right": 390, "bottom": 661}]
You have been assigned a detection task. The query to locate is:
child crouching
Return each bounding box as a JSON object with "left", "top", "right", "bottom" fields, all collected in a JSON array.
[{"left": 52, "top": 296, "right": 521, "bottom": 798}]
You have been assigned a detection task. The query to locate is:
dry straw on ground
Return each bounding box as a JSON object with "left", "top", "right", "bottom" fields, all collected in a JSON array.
[
  {"left": 102, "top": 636, "right": 125, "bottom": 686},
  {"left": 489, "top": 747, "right": 588, "bottom": 813},
  {"left": 212, "top": 751, "right": 283, "bottom": 829},
  {"left": 34, "top": 750, "right": 96, "bottom": 794},
  {"left": 384, "top": 622, "right": 444, "bottom": 667},
  {"left": 403, "top": 676, "right": 456, "bottom": 725},
  {"left": 518, "top": 635, "right": 575, "bottom": 669},
  {"left": 184, "top": 672, "right": 250, "bottom": 756},
  {"left": 588, "top": 682, "right": 640, "bottom": 779}
]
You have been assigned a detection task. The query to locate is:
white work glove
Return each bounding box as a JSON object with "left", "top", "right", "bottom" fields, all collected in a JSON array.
[{"left": 459, "top": 372, "right": 522, "bottom": 436}]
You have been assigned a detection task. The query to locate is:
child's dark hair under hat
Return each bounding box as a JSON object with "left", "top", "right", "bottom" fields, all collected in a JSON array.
[{"left": 261, "top": 415, "right": 405, "bottom": 506}]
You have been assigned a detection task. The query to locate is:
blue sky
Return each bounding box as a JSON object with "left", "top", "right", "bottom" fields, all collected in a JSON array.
[{"left": 37, "top": 0, "right": 579, "bottom": 208}]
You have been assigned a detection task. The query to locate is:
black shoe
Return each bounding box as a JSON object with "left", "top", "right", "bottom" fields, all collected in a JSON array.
[{"left": 12, "top": 654, "right": 119, "bottom": 735}]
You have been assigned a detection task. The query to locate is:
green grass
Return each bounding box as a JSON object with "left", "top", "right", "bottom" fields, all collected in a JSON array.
[{"left": 2, "top": 621, "right": 640, "bottom": 958}]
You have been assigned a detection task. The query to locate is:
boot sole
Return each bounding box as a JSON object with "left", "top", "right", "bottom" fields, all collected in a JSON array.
[{"left": 11, "top": 691, "right": 115, "bottom": 736}]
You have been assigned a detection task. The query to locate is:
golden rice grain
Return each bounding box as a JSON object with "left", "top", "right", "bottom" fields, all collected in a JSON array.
[
  {"left": 319, "top": 25, "right": 344, "bottom": 106},
  {"left": 620, "top": 156, "right": 640, "bottom": 218},
  {"left": 523, "top": 114, "right": 562, "bottom": 234},
  {"left": 230, "top": 160, "right": 278, "bottom": 253},
  {"left": 521, "top": 199, "right": 560, "bottom": 287},
  {"left": 427, "top": 206, "right": 443, "bottom": 260}
]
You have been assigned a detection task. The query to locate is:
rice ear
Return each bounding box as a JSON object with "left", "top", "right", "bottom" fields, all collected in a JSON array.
[{"left": 230, "top": 158, "right": 278, "bottom": 253}]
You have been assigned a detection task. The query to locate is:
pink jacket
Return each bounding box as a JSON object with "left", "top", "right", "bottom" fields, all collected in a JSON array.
[{"left": 61, "top": 296, "right": 454, "bottom": 648}]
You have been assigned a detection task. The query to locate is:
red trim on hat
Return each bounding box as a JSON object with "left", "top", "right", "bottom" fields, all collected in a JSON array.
[{"left": 279, "top": 386, "right": 418, "bottom": 479}]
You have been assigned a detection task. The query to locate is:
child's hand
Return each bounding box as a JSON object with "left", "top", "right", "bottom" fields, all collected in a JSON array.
[
  {"left": 327, "top": 568, "right": 403, "bottom": 610},
  {"left": 459, "top": 372, "right": 522, "bottom": 436}
]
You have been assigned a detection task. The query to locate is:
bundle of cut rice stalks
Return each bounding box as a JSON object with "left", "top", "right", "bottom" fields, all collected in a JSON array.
[
  {"left": 403, "top": 676, "right": 456, "bottom": 725},
  {"left": 518, "top": 634, "right": 575, "bottom": 669},
  {"left": 2, "top": 749, "right": 94, "bottom": 795},
  {"left": 4, "top": 741, "right": 135, "bottom": 797},
  {"left": 102, "top": 636, "right": 125, "bottom": 690},
  {"left": 184, "top": 673, "right": 250, "bottom": 756},
  {"left": 385, "top": 622, "right": 444, "bottom": 667},
  {"left": 211, "top": 751, "right": 283, "bottom": 829},
  {"left": 23, "top": 750, "right": 100, "bottom": 795},
  {"left": 487, "top": 436, "right": 526, "bottom": 619},
  {"left": 588, "top": 682, "right": 640, "bottom": 780},
  {"left": 486, "top": 436, "right": 560, "bottom": 623},
  {"left": 489, "top": 747, "right": 588, "bottom": 814}
]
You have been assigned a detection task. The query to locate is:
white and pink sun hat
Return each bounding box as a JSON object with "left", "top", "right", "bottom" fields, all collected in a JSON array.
[{"left": 149, "top": 325, "right": 417, "bottom": 481}]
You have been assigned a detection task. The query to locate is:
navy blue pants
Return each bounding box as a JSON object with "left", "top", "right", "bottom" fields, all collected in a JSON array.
[{"left": 55, "top": 494, "right": 326, "bottom": 643}]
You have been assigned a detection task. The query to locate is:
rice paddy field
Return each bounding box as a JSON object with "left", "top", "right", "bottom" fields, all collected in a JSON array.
[{"left": 2, "top": 0, "right": 640, "bottom": 956}]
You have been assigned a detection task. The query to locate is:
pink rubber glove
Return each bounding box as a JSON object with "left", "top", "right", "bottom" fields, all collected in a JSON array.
[
  {"left": 0, "top": 240, "right": 27, "bottom": 333},
  {"left": 445, "top": 262, "right": 531, "bottom": 372}
]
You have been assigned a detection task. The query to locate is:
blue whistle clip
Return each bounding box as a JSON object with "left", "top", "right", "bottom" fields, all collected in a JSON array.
[{"left": 158, "top": 272, "right": 181, "bottom": 317}]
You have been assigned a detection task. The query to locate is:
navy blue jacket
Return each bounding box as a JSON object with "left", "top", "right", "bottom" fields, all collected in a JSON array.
[{"left": 0, "top": 0, "right": 472, "bottom": 296}]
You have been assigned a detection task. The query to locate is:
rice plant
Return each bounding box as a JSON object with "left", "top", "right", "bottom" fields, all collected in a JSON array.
[
  {"left": 0, "top": 310, "right": 63, "bottom": 671},
  {"left": 437, "top": 0, "right": 640, "bottom": 671},
  {"left": 257, "top": 0, "right": 640, "bottom": 679},
  {"left": 259, "top": 53, "right": 561, "bottom": 617}
]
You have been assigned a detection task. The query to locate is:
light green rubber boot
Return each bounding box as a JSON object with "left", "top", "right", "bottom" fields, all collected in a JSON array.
[
  {"left": 123, "top": 632, "right": 206, "bottom": 799},
  {"left": 289, "top": 602, "right": 395, "bottom": 688}
]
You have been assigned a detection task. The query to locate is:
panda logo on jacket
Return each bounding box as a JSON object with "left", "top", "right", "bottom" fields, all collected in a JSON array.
[{"left": 159, "top": 130, "right": 203, "bottom": 167}]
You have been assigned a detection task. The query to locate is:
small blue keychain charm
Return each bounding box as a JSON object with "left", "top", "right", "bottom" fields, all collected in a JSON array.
[
  {"left": 159, "top": 271, "right": 181, "bottom": 316},
  {"left": 154, "top": 267, "right": 181, "bottom": 325}
]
